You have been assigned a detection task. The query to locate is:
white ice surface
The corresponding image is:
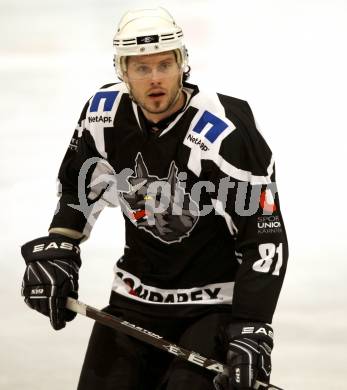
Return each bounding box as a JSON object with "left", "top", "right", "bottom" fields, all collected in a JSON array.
[{"left": 1, "top": 0, "right": 347, "bottom": 389}]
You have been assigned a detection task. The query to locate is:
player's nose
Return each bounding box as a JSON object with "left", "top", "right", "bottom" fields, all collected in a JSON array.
[{"left": 149, "top": 68, "right": 163, "bottom": 83}]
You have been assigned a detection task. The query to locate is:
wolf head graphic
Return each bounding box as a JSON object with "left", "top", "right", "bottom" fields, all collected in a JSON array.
[{"left": 119, "top": 153, "right": 199, "bottom": 244}]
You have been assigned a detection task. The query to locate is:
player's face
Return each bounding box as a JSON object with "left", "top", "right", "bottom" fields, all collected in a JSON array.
[{"left": 124, "top": 51, "right": 184, "bottom": 122}]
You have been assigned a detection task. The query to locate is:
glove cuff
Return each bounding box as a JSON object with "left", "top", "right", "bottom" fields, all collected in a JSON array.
[
  {"left": 21, "top": 235, "right": 82, "bottom": 266},
  {"left": 225, "top": 321, "right": 274, "bottom": 348}
]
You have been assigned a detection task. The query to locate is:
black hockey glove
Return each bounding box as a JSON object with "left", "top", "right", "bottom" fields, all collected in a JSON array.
[
  {"left": 214, "top": 322, "right": 273, "bottom": 390},
  {"left": 21, "top": 234, "right": 81, "bottom": 330}
]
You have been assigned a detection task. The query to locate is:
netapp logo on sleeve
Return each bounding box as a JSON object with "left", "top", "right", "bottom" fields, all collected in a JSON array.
[
  {"left": 186, "top": 134, "right": 209, "bottom": 151},
  {"left": 112, "top": 269, "right": 234, "bottom": 305},
  {"left": 88, "top": 115, "right": 112, "bottom": 124}
]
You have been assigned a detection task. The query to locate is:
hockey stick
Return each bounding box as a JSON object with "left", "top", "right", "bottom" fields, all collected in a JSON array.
[{"left": 66, "top": 297, "right": 283, "bottom": 390}]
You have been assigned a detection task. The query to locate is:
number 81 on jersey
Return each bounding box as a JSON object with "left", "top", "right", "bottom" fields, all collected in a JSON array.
[{"left": 253, "top": 243, "right": 283, "bottom": 276}]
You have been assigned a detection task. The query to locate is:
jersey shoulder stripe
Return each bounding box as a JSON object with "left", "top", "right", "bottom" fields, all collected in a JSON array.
[
  {"left": 183, "top": 88, "right": 237, "bottom": 176},
  {"left": 85, "top": 83, "right": 128, "bottom": 158},
  {"left": 184, "top": 88, "right": 273, "bottom": 184}
]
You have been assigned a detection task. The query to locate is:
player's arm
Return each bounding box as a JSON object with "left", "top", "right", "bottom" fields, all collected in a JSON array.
[
  {"left": 204, "top": 101, "right": 288, "bottom": 389},
  {"left": 217, "top": 136, "right": 288, "bottom": 323},
  {"left": 20, "top": 100, "right": 116, "bottom": 330}
]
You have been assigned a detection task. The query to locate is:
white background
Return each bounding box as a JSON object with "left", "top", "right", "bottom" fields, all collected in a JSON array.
[{"left": 1, "top": 0, "right": 347, "bottom": 389}]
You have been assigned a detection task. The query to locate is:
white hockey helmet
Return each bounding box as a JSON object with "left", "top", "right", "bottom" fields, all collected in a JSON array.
[{"left": 113, "top": 7, "right": 188, "bottom": 79}]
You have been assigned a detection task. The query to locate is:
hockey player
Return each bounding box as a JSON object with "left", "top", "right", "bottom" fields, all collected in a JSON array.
[{"left": 21, "top": 7, "right": 288, "bottom": 390}]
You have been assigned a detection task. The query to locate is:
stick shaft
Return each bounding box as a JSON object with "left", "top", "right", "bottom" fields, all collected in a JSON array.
[
  {"left": 66, "top": 298, "right": 283, "bottom": 390},
  {"left": 66, "top": 297, "right": 224, "bottom": 373}
]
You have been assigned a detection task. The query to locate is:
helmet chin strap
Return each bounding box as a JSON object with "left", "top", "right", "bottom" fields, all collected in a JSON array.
[{"left": 168, "top": 76, "right": 184, "bottom": 111}]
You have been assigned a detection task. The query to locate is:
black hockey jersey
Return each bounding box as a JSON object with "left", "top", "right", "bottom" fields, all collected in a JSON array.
[{"left": 50, "top": 81, "right": 288, "bottom": 323}]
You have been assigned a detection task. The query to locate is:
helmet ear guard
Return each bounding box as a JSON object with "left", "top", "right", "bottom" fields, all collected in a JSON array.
[{"left": 113, "top": 7, "right": 189, "bottom": 80}]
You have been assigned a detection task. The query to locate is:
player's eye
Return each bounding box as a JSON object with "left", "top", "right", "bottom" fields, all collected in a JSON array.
[
  {"left": 158, "top": 62, "right": 173, "bottom": 72},
  {"left": 135, "top": 65, "right": 151, "bottom": 75}
]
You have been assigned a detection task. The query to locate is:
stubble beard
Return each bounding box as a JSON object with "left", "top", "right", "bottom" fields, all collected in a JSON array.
[{"left": 130, "top": 79, "right": 182, "bottom": 115}]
